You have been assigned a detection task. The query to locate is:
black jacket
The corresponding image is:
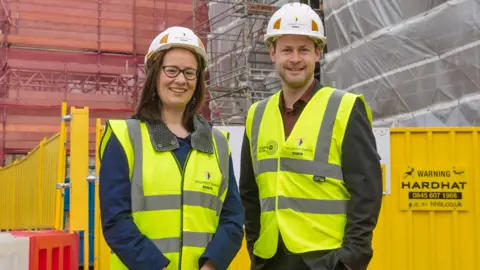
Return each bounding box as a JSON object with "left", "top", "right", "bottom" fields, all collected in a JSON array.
[{"left": 239, "top": 85, "right": 383, "bottom": 270}]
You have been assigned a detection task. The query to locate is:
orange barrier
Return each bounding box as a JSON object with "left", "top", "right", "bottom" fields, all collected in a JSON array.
[{"left": 10, "top": 230, "right": 79, "bottom": 270}]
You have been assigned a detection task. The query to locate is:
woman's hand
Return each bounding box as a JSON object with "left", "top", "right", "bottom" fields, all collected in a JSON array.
[{"left": 200, "top": 260, "right": 216, "bottom": 270}]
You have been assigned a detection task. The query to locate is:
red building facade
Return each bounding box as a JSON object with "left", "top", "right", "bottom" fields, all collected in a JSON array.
[{"left": 0, "top": 0, "right": 211, "bottom": 165}]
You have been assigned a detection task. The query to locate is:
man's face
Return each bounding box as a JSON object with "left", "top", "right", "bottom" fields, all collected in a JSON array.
[{"left": 269, "top": 35, "right": 321, "bottom": 89}]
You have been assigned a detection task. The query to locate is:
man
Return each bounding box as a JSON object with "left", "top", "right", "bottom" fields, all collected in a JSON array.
[{"left": 239, "top": 3, "right": 383, "bottom": 270}]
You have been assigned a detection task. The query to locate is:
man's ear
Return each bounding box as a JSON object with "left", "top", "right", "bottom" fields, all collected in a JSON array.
[
  {"left": 315, "top": 46, "right": 322, "bottom": 62},
  {"left": 269, "top": 45, "right": 276, "bottom": 62}
]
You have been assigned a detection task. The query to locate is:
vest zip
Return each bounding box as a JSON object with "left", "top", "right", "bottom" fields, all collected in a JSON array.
[{"left": 171, "top": 150, "right": 192, "bottom": 270}]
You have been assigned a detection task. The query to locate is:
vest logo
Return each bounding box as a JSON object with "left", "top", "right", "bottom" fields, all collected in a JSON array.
[
  {"left": 286, "top": 137, "right": 312, "bottom": 156},
  {"left": 297, "top": 138, "right": 303, "bottom": 146},
  {"left": 259, "top": 140, "right": 278, "bottom": 155},
  {"left": 195, "top": 171, "right": 219, "bottom": 191}
]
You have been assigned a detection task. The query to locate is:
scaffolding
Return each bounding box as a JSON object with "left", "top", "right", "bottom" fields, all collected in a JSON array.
[
  {"left": 0, "top": 0, "right": 204, "bottom": 165},
  {"left": 195, "top": 0, "right": 324, "bottom": 125}
]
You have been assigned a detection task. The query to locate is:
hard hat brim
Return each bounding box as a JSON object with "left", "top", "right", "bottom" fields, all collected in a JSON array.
[{"left": 265, "top": 33, "right": 327, "bottom": 47}]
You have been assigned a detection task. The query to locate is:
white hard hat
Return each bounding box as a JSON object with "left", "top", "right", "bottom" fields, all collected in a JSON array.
[
  {"left": 264, "top": 3, "right": 326, "bottom": 48},
  {"left": 144, "top": 26, "right": 208, "bottom": 74}
]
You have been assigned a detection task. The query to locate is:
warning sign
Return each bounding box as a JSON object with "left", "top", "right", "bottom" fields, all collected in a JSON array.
[{"left": 400, "top": 166, "right": 468, "bottom": 211}]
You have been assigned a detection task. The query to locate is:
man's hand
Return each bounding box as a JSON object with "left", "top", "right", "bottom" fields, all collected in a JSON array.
[{"left": 200, "top": 260, "right": 216, "bottom": 270}]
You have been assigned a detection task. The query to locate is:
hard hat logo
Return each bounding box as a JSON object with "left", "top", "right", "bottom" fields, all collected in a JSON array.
[
  {"left": 273, "top": 19, "right": 282, "bottom": 30},
  {"left": 287, "top": 16, "right": 305, "bottom": 29},
  {"left": 312, "top": 20, "right": 319, "bottom": 32},
  {"left": 159, "top": 34, "right": 169, "bottom": 44}
]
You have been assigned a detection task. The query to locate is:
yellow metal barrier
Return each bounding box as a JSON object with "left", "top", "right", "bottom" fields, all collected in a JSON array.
[
  {"left": 0, "top": 102, "right": 96, "bottom": 269},
  {"left": 94, "top": 118, "right": 111, "bottom": 270},
  {"left": 68, "top": 106, "right": 91, "bottom": 270},
  {"left": 55, "top": 102, "right": 68, "bottom": 230},
  {"left": 230, "top": 237, "right": 250, "bottom": 269},
  {"left": 0, "top": 115, "right": 66, "bottom": 231}
]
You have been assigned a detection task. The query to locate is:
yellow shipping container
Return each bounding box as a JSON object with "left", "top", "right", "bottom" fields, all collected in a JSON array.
[
  {"left": 231, "top": 128, "right": 480, "bottom": 270},
  {"left": 370, "top": 128, "right": 480, "bottom": 270}
]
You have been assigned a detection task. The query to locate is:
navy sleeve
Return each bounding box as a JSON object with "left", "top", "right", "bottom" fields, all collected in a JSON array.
[
  {"left": 199, "top": 156, "right": 245, "bottom": 270},
  {"left": 99, "top": 133, "right": 170, "bottom": 270}
]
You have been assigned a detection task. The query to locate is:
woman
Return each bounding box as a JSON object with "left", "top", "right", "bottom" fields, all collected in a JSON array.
[{"left": 99, "top": 26, "right": 245, "bottom": 270}]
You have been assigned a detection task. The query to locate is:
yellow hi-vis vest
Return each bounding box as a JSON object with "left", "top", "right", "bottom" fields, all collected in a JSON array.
[
  {"left": 99, "top": 119, "right": 231, "bottom": 270},
  {"left": 245, "top": 86, "right": 373, "bottom": 258}
]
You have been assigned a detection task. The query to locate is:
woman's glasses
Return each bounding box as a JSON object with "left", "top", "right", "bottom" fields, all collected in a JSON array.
[{"left": 162, "top": 66, "right": 199, "bottom": 80}]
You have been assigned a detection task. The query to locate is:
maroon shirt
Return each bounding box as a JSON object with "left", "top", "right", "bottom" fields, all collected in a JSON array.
[{"left": 279, "top": 79, "right": 317, "bottom": 138}]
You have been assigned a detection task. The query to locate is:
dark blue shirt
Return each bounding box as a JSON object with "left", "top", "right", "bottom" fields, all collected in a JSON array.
[{"left": 99, "top": 132, "right": 244, "bottom": 270}]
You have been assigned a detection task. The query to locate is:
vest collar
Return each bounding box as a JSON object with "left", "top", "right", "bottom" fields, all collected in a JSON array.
[
  {"left": 144, "top": 115, "right": 214, "bottom": 154},
  {"left": 312, "top": 79, "right": 323, "bottom": 95}
]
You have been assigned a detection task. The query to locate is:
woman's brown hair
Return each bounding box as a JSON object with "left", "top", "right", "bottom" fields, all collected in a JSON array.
[{"left": 134, "top": 48, "right": 207, "bottom": 126}]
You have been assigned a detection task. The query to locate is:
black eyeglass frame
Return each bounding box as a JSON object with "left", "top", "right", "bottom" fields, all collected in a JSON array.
[{"left": 161, "top": 66, "right": 199, "bottom": 80}]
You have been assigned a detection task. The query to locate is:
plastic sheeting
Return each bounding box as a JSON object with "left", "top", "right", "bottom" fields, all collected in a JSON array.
[
  {"left": 321, "top": 0, "right": 480, "bottom": 127},
  {"left": 324, "top": 0, "right": 449, "bottom": 51}
]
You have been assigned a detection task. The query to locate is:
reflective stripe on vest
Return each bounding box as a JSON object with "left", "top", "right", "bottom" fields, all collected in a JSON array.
[
  {"left": 250, "top": 90, "right": 347, "bottom": 215},
  {"left": 125, "top": 119, "right": 229, "bottom": 252}
]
